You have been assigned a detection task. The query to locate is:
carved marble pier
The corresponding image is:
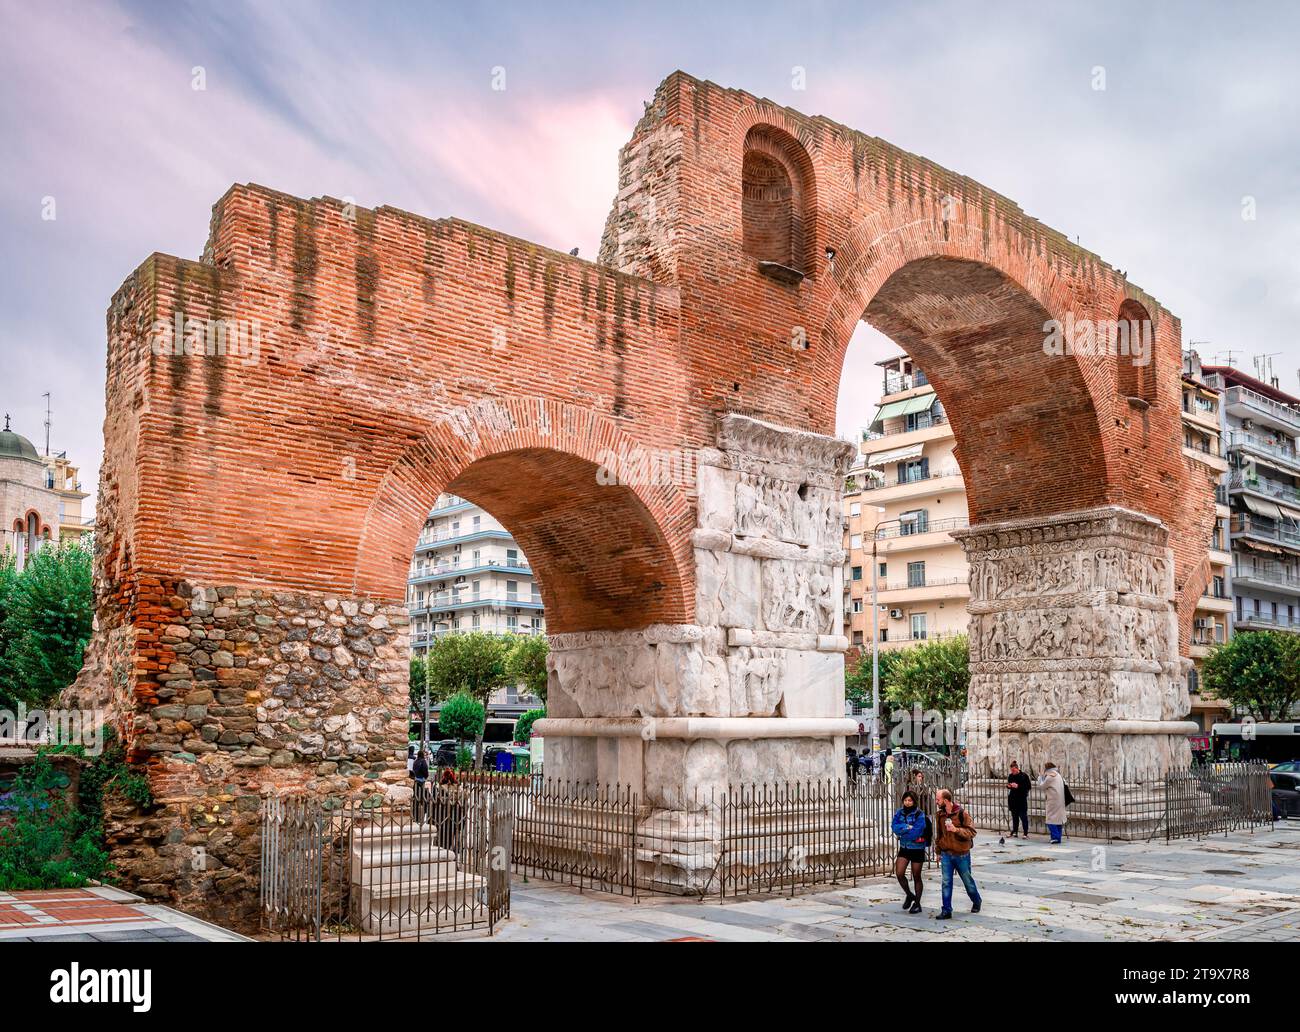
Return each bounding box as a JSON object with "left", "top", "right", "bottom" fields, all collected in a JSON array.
[{"left": 535, "top": 414, "right": 859, "bottom": 871}]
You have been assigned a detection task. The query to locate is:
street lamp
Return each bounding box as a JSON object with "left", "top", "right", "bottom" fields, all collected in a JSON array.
[{"left": 870, "top": 510, "right": 903, "bottom": 756}]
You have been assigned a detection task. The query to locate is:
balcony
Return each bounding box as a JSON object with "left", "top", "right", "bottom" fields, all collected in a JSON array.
[
  {"left": 1223, "top": 385, "right": 1300, "bottom": 435},
  {"left": 874, "top": 516, "right": 970, "bottom": 540},
  {"left": 414, "top": 527, "right": 515, "bottom": 552},
  {"left": 861, "top": 465, "right": 962, "bottom": 493},
  {"left": 865, "top": 413, "right": 949, "bottom": 441},
  {"left": 409, "top": 558, "right": 532, "bottom": 583},
  {"left": 410, "top": 594, "right": 545, "bottom": 615},
  {"left": 875, "top": 576, "right": 970, "bottom": 604},
  {"left": 1227, "top": 469, "right": 1300, "bottom": 506},
  {"left": 1233, "top": 562, "right": 1300, "bottom": 594},
  {"left": 1231, "top": 514, "right": 1300, "bottom": 551},
  {"left": 1235, "top": 610, "right": 1300, "bottom": 632},
  {"left": 1226, "top": 430, "right": 1300, "bottom": 474}
]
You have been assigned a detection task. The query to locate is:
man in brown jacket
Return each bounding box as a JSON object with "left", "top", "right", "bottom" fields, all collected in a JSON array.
[{"left": 934, "top": 788, "right": 982, "bottom": 919}]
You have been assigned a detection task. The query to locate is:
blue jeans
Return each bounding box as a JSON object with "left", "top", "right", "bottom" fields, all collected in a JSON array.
[
  {"left": 1047, "top": 823, "right": 1063, "bottom": 843},
  {"left": 939, "top": 851, "right": 981, "bottom": 914}
]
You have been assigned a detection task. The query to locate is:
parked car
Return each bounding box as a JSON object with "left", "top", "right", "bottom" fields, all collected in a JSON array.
[
  {"left": 431, "top": 740, "right": 460, "bottom": 768},
  {"left": 1269, "top": 760, "right": 1300, "bottom": 774},
  {"left": 1271, "top": 771, "right": 1300, "bottom": 819}
]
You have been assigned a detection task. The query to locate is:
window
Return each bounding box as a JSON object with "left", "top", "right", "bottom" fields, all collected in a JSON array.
[
  {"left": 849, "top": 502, "right": 861, "bottom": 518},
  {"left": 507, "top": 548, "right": 519, "bottom": 566},
  {"left": 507, "top": 580, "right": 518, "bottom": 601},
  {"left": 850, "top": 534, "right": 862, "bottom": 549},
  {"left": 852, "top": 599, "right": 863, "bottom": 613},
  {"left": 907, "top": 561, "right": 926, "bottom": 588},
  {"left": 899, "top": 509, "right": 928, "bottom": 535},
  {"left": 851, "top": 566, "right": 863, "bottom": 581},
  {"left": 899, "top": 458, "right": 929, "bottom": 484},
  {"left": 910, "top": 613, "right": 927, "bottom": 640},
  {"left": 878, "top": 562, "right": 887, "bottom": 579},
  {"left": 852, "top": 630, "right": 864, "bottom": 645}
]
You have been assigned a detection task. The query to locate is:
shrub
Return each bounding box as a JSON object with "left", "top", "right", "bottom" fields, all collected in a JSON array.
[{"left": 514, "top": 708, "right": 545, "bottom": 744}]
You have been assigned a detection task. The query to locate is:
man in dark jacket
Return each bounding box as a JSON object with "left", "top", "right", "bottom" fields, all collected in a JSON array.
[
  {"left": 1006, "top": 761, "right": 1031, "bottom": 838},
  {"left": 934, "top": 788, "right": 982, "bottom": 919}
]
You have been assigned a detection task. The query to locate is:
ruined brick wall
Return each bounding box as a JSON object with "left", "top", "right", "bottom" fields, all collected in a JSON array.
[{"left": 77, "top": 70, "right": 1214, "bottom": 928}]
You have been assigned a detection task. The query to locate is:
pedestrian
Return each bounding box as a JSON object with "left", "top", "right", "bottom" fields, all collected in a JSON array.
[
  {"left": 891, "top": 789, "right": 930, "bottom": 914},
  {"left": 934, "top": 787, "right": 981, "bottom": 919},
  {"left": 1038, "top": 762, "right": 1068, "bottom": 843},
  {"left": 884, "top": 750, "right": 895, "bottom": 786},
  {"left": 1006, "top": 761, "right": 1031, "bottom": 838},
  {"left": 412, "top": 747, "right": 430, "bottom": 817}
]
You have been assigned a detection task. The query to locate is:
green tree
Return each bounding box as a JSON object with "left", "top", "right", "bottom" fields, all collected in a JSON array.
[
  {"left": 514, "top": 707, "right": 545, "bottom": 744},
  {"left": 438, "top": 692, "right": 486, "bottom": 754},
  {"left": 0, "top": 555, "right": 20, "bottom": 711},
  {"left": 882, "top": 634, "right": 970, "bottom": 713},
  {"left": 425, "top": 632, "right": 513, "bottom": 767},
  {"left": 844, "top": 648, "right": 900, "bottom": 710},
  {"left": 508, "top": 634, "right": 549, "bottom": 704},
  {"left": 1, "top": 543, "right": 94, "bottom": 709},
  {"left": 1203, "top": 630, "right": 1300, "bottom": 722}
]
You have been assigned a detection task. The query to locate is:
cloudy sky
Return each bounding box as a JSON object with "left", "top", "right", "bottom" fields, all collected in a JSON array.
[{"left": 3, "top": 0, "right": 1298, "bottom": 514}]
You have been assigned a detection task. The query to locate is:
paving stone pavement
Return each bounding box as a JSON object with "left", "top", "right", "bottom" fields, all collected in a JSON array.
[{"left": 490, "top": 820, "right": 1300, "bottom": 942}]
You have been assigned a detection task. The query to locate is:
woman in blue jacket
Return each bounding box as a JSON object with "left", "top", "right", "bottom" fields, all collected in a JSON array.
[{"left": 892, "top": 789, "right": 930, "bottom": 913}]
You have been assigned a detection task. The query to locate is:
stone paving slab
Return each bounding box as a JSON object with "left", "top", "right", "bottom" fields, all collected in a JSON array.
[
  {"left": 0, "top": 887, "right": 249, "bottom": 942},
  {"left": 490, "top": 821, "right": 1300, "bottom": 942}
]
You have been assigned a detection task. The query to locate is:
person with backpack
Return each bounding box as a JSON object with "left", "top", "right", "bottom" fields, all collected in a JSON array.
[
  {"left": 891, "top": 789, "right": 930, "bottom": 914},
  {"left": 934, "top": 788, "right": 982, "bottom": 919},
  {"left": 1038, "top": 762, "right": 1069, "bottom": 843},
  {"left": 1006, "top": 761, "right": 1032, "bottom": 838}
]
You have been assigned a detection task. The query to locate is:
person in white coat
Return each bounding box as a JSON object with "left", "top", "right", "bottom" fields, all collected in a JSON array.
[{"left": 1038, "top": 763, "right": 1067, "bottom": 843}]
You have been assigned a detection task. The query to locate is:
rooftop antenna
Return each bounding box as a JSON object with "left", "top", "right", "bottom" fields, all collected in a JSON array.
[
  {"left": 1254, "top": 352, "right": 1280, "bottom": 386},
  {"left": 43, "top": 392, "right": 51, "bottom": 456}
]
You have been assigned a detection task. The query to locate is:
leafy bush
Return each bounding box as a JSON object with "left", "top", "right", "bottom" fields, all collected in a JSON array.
[
  {"left": 514, "top": 708, "right": 545, "bottom": 744},
  {"left": 0, "top": 753, "right": 107, "bottom": 890},
  {"left": 0, "top": 543, "right": 95, "bottom": 710},
  {"left": 0, "top": 729, "right": 152, "bottom": 891},
  {"left": 455, "top": 746, "right": 475, "bottom": 771},
  {"left": 438, "top": 692, "right": 486, "bottom": 746}
]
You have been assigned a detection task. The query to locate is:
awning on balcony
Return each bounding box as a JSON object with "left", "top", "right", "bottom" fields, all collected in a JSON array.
[
  {"left": 871, "top": 395, "right": 935, "bottom": 424},
  {"left": 1241, "top": 495, "right": 1283, "bottom": 520},
  {"left": 1241, "top": 538, "right": 1284, "bottom": 554},
  {"left": 1278, "top": 502, "right": 1300, "bottom": 523},
  {"left": 867, "top": 443, "right": 924, "bottom": 467}
]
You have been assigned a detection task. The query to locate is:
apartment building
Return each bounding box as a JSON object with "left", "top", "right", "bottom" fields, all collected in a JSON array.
[
  {"left": 842, "top": 354, "right": 970, "bottom": 654},
  {"left": 1179, "top": 355, "right": 1233, "bottom": 731},
  {"left": 42, "top": 451, "right": 93, "bottom": 543},
  {"left": 842, "top": 352, "right": 1230, "bottom": 737},
  {"left": 407, "top": 493, "right": 546, "bottom": 649},
  {"left": 1198, "top": 360, "right": 1300, "bottom": 644},
  {"left": 407, "top": 494, "right": 546, "bottom": 740}
]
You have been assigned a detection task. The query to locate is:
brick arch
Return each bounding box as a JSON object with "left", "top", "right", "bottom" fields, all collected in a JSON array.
[
  {"left": 816, "top": 210, "right": 1110, "bottom": 523},
  {"left": 352, "top": 396, "right": 695, "bottom": 633}
]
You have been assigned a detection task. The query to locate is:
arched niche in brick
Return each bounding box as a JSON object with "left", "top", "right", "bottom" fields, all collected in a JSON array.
[
  {"left": 741, "top": 125, "right": 817, "bottom": 276},
  {"left": 1115, "top": 298, "right": 1157, "bottom": 406}
]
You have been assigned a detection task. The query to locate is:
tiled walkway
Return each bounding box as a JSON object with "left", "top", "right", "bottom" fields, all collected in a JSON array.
[
  {"left": 490, "top": 820, "right": 1300, "bottom": 942},
  {"left": 0, "top": 886, "right": 248, "bottom": 942}
]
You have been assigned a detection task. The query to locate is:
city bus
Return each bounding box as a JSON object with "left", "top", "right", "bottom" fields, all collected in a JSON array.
[{"left": 1211, "top": 722, "right": 1300, "bottom": 766}]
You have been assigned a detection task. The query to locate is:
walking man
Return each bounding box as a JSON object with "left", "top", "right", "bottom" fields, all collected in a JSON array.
[
  {"left": 1006, "top": 761, "right": 1031, "bottom": 838},
  {"left": 934, "top": 788, "right": 981, "bottom": 919},
  {"left": 1038, "top": 762, "right": 1068, "bottom": 844}
]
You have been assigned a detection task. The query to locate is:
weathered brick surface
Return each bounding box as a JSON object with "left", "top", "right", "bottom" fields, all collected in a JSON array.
[{"left": 73, "top": 71, "right": 1214, "bottom": 926}]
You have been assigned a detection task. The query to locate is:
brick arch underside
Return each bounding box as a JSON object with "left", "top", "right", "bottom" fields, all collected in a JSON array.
[
  {"left": 827, "top": 250, "right": 1110, "bottom": 525},
  {"left": 352, "top": 399, "right": 695, "bottom": 634}
]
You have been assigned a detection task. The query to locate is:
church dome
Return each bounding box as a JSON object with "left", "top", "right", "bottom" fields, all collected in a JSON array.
[{"left": 0, "top": 417, "right": 41, "bottom": 462}]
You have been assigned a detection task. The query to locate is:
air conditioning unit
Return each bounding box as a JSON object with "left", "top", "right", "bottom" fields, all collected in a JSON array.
[
  {"left": 889, "top": 608, "right": 905, "bottom": 620},
  {"left": 1242, "top": 419, "right": 1254, "bottom": 431},
  {"left": 1194, "top": 618, "right": 1211, "bottom": 630}
]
